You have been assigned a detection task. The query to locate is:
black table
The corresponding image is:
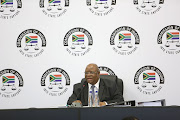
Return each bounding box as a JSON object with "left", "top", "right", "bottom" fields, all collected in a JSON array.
[{"left": 0, "top": 106, "right": 180, "bottom": 120}]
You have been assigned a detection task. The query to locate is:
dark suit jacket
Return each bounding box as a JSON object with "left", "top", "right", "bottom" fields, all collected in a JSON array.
[{"left": 67, "top": 77, "right": 124, "bottom": 106}]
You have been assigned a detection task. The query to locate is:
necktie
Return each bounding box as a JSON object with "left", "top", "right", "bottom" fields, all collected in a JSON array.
[{"left": 91, "top": 85, "right": 95, "bottom": 105}]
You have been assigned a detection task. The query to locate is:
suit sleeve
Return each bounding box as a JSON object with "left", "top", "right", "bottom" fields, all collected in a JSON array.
[
  {"left": 106, "top": 79, "right": 124, "bottom": 104},
  {"left": 67, "top": 83, "right": 81, "bottom": 105}
]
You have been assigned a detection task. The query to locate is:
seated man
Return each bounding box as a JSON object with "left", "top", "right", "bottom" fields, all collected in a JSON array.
[{"left": 67, "top": 63, "right": 124, "bottom": 107}]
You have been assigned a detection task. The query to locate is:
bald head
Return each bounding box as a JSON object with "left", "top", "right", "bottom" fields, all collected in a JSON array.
[
  {"left": 86, "top": 64, "right": 100, "bottom": 73},
  {"left": 85, "top": 63, "right": 100, "bottom": 85}
]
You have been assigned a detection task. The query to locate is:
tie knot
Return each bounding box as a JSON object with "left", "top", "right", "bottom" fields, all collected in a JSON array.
[{"left": 91, "top": 85, "right": 95, "bottom": 89}]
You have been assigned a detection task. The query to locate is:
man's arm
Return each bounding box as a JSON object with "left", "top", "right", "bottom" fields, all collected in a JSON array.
[
  {"left": 106, "top": 90, "right": 124, "bottom": 104},
  {"left": 106, "top": 78, "right": 124, "bottom": 104},
  {"left": 67, "top": 83, "right": 81, "bottom": 105}
]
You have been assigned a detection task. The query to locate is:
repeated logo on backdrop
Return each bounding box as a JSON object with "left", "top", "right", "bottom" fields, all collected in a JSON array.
[
  {"left": 0, "top": 69, "right": 23, "bottom": 98},
  {"left": 17, "top": 29, "right": 46, "bottom": 58},
  {"left": 98, "top": 66, "right": 115, "bottom": 75},
  {"left": 0, "top": 0, "right": 22, "bottom": 19},
  {"left": 39, "top": 0, "right": 69, "bottom": 18},
  {"left": 41, "top": 67, "right": 70, "bottom": 96},
  {"left": 63, "top": 27, "right": 93, "bottom": 56},
  {"left": 134, "top": 65, "right": 164, "bottom": 95},
  {"left": 158, "top": 25, "right": 180, "bottom": 54},
  {"left": 134, "top": 0, "right": 164, "bottom": 15},
  {"left": 86, "top": 0, "right": 116, "bottom": 16},
  {"left": 110, "top": 26, "right": 140, "bottom": 55}
]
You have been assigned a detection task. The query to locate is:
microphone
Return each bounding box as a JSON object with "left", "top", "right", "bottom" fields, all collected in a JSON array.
[
  {"left": 68, "top": 81, "right": 86, "bottom": 107},
  {"left": 76, "top": 81, "right": 86, "bottom": 100}
]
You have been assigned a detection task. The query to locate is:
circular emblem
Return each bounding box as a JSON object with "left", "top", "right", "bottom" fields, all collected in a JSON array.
[
  {"left": 17, "top": 29, "right": 46, "bottom": 58},
  {"left": 110, "top": 26, "right": 140, "bottom": 55},
  {"left": 63, "top": 27, "right": 93, "bottom": 56},
  {"left": 86, "top": 0, "right": 116, "bottom": 16},
  {"left": 41, "top": 67, "right": 70, "bottom": 96},
  {"left": 0, "top": 69, "right": 23, "bottom": 98},
  {"left": 98, "top": 66, "right": 115, "bottom": 75},
  {"left": 134, "top": 0, "right": 164, "bottom": 15},
  {"left": 158, "top": 25, "right": 180, "bottom": 54},
  {"left": 134, "top": 65, "right": 164, "bottom": 95},
  {"left": 0, "top": 0, "right": 22, "bottom": 19},
  {"left": 39, "top": 0, "right": 69, "bottom": 18}
]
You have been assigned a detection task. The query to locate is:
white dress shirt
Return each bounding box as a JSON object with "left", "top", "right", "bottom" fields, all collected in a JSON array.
[{"left": 88, "top": 79, "right": 100, "bottom": 106}]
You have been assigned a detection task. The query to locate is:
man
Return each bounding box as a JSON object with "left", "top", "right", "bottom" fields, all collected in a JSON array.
[{"left": 67, "top": 63, "right": 124, "bottom": 107}]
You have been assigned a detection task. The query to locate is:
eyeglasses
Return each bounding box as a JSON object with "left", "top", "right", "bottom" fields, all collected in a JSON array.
[{"left": 84, "top": 71, "right": 97, "bottom": 75}]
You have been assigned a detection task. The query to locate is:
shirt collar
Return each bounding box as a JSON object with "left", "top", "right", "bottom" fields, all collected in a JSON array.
[{"left": 88, "top": 78, "right": 100, "bottom": 90}]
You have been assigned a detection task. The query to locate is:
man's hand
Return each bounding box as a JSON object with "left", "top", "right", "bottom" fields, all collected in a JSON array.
[
  {"left": 99, "top": 102, "right": 106, "bottom": 106},
  {"left": 72, "top": 100, "right": 82, "bottom": 105}
]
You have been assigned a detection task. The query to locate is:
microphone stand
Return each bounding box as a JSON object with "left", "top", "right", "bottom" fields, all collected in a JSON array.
[{"left": 68, "top": 81, "right": 86, "bottom": 107}]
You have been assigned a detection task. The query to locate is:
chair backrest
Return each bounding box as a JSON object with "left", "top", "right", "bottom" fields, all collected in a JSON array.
[
  {"left": 81, "top": 75, "right": 124, "bottom": 95},
  {"left": 100, "top": 75, "right": 124, "bottom": 95}
]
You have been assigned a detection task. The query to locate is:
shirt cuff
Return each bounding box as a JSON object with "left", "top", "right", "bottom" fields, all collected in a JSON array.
[{"left": 104, "top": 101, "right": 108, "bottom": 105}]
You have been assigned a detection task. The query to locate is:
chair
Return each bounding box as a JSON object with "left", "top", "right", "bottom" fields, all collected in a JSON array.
[
  {"left": 100, "top": 75, "right": 124, "bottom": 95},
  {"left": 81, "top": 75, "right": 123, "bottom": 95}
]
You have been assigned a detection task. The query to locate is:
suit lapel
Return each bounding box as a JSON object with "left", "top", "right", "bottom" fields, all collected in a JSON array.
[
  {"left": 98, "top": 79, "right": 105, "bottom": 101},
  {"left": 83, "top": 82, "right": 88, "bottom": 105}
]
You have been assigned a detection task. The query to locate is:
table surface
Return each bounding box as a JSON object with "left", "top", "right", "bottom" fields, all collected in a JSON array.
[{"left": 0, "top": 106, "right": 180, "bottom": 120}]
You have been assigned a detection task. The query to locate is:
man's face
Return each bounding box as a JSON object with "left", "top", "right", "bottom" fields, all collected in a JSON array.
[{"left": 85, "top": 64, "right": 100, "bottom": 85}]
